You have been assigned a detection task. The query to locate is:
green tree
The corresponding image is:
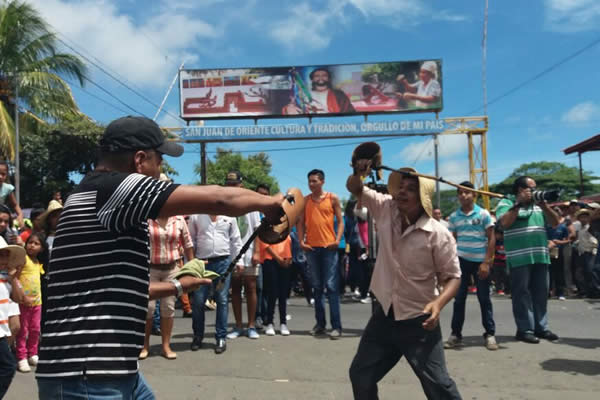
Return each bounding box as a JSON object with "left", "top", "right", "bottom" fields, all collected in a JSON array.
[
  {"left": 489, "top": 161, "right": 600, "bottom": 200},
  {"left": 195, "top": 148, "right": 280, "bottom": 193},
  {"left": 0, "top": 0, "right": 87, "bottom": 160},
  {"left": 20, "top": 115, "right": 102, "bottom": 206}
]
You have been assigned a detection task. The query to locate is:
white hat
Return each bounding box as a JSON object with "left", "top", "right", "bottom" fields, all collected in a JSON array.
[
  {"left": 421, "top": 61, "right": 438, "bottom": 77},
  {"left": 0, "top": 236, "right": 26, "bottom": 270}
]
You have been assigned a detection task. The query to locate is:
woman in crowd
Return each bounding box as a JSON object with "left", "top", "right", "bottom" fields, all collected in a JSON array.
[{"left": 140, "top": 175, "right": 194, "bottom": 360}]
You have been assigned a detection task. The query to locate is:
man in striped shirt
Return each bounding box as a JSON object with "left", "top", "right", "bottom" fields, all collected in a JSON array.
[
  {"left": 496, "top": 176, "right": 560, "bottom": 344},
  {"left": 445, "top": 181, "right": 498, "bottom": 351},
  {"left": 35, "top": 116, "right": 284, "bottom": 399}
]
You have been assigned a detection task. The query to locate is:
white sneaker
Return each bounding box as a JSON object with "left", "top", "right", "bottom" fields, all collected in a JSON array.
[
  {"left": 265, "top": 324, "right": 275, "bottom": 336},
  {"left": 444, "top": 334, "right": 463, "bottom": 349},
  {"left": 558, "top": 296, "right": 566, "bottom": 301},
  {"left": 353, "top": 288, "right": 361, "bottom": 297},
  {"left": 28, "top": 355, "right": 39, "bottom": 366},
  {"left": 286, "top": 314, "right": 292, "bottom": 321},
  {"left": 485, "top": 335, "right": 499, "bottom": 351},
  {"left": 280, "top": 324, "right": 290, "bottom": 336},
  {"left": 360, "top": 297, "right": 372, "bottom": 304},
  {"left": 309, "top": 298, "right": 315, "bottom": 306},
  {"left": 17, "top": 359, "right": 31, "bottom": 373}
]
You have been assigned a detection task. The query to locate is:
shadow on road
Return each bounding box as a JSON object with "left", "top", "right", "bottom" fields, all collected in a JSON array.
[
  {"left": 557, "top": 337, "right": 600, "bottom": 349},
  {"left": 540, "top": 359, "right": 600, "bottom": 376}
]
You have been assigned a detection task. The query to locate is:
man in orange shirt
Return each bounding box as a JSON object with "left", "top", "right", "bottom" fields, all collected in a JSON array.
[{"left": 297, "top": 169, "right": 344, "bottom": 339}]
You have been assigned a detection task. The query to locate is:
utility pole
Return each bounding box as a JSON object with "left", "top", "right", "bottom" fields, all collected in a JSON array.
[{"left": 14, "top": 78, "right": 20, "bottom": 204}]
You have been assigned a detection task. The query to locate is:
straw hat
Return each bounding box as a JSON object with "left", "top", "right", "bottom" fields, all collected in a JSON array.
[
  {"left": 575, "top": 209, "right": 591, "bottom": 218},
  {"left": 0, "top": 235, "right": 26, "bottom": 270},
  {"left": 38, "top": 200, "right": 64, "bottom": 229},
  {"left": 387, "top": 167, "right": 435, "bottom": 218}
]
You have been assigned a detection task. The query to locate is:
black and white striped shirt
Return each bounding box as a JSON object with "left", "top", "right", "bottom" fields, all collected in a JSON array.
[{"left": 36, "top": 171, "right": 177, "bottom": 378}]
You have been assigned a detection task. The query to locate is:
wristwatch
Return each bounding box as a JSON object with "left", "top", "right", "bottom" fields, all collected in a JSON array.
[{"left": 170, "top": 278, "right": 183, "bottom": 297}]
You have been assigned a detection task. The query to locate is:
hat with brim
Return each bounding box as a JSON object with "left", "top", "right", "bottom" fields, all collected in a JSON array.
[
  {"left": 38, "top": 200, "right": 63, "bottom": 230},
  {"left": 587, "top": 202, "right": 600, "bottom": 210},
  {"left": 387, "top": 167, "right": 435, "bottom": 218},
  {"left": 0, "top": 236, "right": 26, "bottom": 270},
  {"left": 100, "top": 116, "right": 184, "bottom": 157},
  {"left": 225, "top": 171, "right": 243, "bottom": 185},
  {"left": 575, "top": 209, "right": 591, "bottom": 218}
]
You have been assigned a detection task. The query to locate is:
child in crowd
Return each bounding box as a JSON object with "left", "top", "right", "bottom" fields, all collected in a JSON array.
[
  {"left": 0, "top": 236, "right": 26, "bottom": 398},
  {"left": 16, "top": 233, "right": 48, "bottom": 372},
  {"left": 261, "top": 236, "right": 293, "bottom": 336},
  {"left": 492, "top": 225, "right": 509, "bottom": 295}
]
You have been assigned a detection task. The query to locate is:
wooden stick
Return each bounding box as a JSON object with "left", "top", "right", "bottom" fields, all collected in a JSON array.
[{"left": 377, "top": 165, "right": 505, "bottom": 199}]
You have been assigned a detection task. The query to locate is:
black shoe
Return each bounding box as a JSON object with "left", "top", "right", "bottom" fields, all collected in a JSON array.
[
  {"left": 151, "top": 327, "right": 161, "bottom": 336},
  {"left": 191, "top": 337, "right": 203, "bottom": 351},
  {"left": 310, "top": 324, "right": 326, "bottom": 336},
  {"left": 535, "top": 330, "right": 559, "bottom": 342},
  {"left": 182, "top": 311, "right": 193, "bottom": 318},
  {"left": 214, "top": 339, "right": 227, "bottom": 354},
  {"left": 515, "top": 331, "right": 539, "bottom": 344}
]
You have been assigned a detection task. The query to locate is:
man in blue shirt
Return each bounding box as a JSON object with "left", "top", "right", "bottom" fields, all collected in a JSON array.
[
  {"left": 546, "top": 209, "right": 570, "bottom": 300},
  {"left": 445, "top": 181, "right": 498, "bottom": 350}
]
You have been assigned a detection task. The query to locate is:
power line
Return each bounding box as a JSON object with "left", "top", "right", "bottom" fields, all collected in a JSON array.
[
  {"left": 53, "top": 33, "right": 183, "bottom": 122},
  {"left": 186, "top": 136, "right": 411, "bottom": 154},
  {"left": 65, "top": 80, "right": 129, "bottom": 115},
  {"left": 465, "top": 34, "right": 600, "bottom": 115},
  {"left": 82, "top": 75, "right": 149, "bottom": 117},
  {"left": 411, "top": 138, "right": 433, "bottom": 166}
]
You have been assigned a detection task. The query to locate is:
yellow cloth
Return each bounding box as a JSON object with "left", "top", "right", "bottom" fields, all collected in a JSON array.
[
  {"left": 174, "top": 259, "right": 220, "bottom": 280},
  {"left": 20, "top": 255, "right": 44, "bottom": 306}
]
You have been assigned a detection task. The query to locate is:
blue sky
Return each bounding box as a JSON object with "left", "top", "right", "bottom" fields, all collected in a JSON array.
[{"left": 30, "top": 0, "right": 600, "bottom": 200}]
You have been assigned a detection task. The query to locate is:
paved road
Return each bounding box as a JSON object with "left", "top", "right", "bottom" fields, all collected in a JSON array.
[{"left": 10, "top": 295, "right": 600, "bottom": 399}]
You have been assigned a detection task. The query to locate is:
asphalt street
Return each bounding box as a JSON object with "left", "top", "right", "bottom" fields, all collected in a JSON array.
[{"left": 10, "top": 294, "right": 600, "bottom": 399}]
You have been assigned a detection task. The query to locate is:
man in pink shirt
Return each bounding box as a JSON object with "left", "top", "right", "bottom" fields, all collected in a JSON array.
[{"left": 346, "top": 166, "right": 462, "bottom": 400}]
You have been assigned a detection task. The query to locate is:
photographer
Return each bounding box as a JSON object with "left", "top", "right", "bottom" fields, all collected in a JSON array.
[{"left": 496, "top": 176, "right": 560, "bottom": 344}]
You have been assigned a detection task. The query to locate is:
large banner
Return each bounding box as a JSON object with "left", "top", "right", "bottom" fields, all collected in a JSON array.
[{"left": 179, "top": 60, "right": 443, "bottom": 120}]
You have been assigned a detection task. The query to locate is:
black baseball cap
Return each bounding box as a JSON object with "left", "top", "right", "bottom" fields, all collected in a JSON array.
[
  {"left": 225, "top": 171, "right": 243, "bottom": 185},
  {"left": 100, "top": 116, "right": 184, "bottom": 157}
]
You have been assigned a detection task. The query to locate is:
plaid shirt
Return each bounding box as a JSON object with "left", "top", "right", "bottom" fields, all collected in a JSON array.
[{"left": 148, "top": 216, "right": 194, "bottom": 264}]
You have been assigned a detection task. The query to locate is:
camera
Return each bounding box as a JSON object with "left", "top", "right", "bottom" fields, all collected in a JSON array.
[{"left": 531, "top": 190, "right": 560, "bottom": 203}]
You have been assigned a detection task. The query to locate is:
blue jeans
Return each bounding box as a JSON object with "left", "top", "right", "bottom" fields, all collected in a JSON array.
[
  {"left": 0, "top": 337, "right": 15, "bottom": 399},
  {"left": 152, "top": 300, "right": 160, "bottom": 331},
  {"left": 510, "top": 263, "right": 549, "bottom": 334},
  {"left": 37, "top": 372, "right": 154, "bottom": 399},
  {"left": 191, "top": 257, "right": 231, "bottom": 340},
  {"left": 450, "top": 258, "right": 495, "bottom": 337},
  {"left": 306, "top": 247, "right": 342, "bottom": 330}
]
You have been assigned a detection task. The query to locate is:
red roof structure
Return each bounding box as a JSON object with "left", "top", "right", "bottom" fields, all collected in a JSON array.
[{"left": 562, "top": 134, "right": 600, "bottom": 197}]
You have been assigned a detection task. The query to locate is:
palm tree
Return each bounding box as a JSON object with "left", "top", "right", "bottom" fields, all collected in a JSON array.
[{"left": 0, "top": 0, "right": 87, "bottom": 160}]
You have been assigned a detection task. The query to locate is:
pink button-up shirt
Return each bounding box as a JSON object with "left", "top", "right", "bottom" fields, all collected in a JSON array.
[{"left": 359, "top": 187, "right": 461, "bottom": 321}]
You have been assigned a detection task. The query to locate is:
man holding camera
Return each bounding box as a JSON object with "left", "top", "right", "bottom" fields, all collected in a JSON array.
[{"left": 496, "top": 176, "right": 560, "bottom": 344}]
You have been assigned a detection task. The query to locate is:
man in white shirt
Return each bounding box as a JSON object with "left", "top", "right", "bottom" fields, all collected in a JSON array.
[{"left": 188, "top": 213, "right": 242, "bottom": 354}]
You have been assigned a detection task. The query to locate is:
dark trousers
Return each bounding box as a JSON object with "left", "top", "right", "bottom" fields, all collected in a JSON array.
[
  {"left": 0, "top": 337, "right": 16, "bottom": 399},
  {"left": 263, "top": 259, "right": 291, "bottom": 325},
  {"left": 290, "top": 261, "right": 313, "bottom": 304},
  {"left": 549, "top": 250, "right": 566, "bottom": 297},
  {"left": 349, "top": 305, "right": 462, "bottom": 400},
  {"left": 450, "top": 258, "right": 495, "bottom": 337},
  {"left": 492, "top": 263, "right": 509, "bottom": 293}
]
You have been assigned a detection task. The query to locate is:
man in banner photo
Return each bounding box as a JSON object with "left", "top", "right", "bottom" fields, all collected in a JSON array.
[{"left": 283, "top": 67, "right": 355, "bottom": 115}]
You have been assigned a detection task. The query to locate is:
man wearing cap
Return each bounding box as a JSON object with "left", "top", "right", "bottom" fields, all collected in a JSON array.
[
  {"left": 496, "top": 176, "right": 561, "bottom": 344},
  {"left": 346, "top": 166, "right": 462, "bottom": 400},
  {"left": 397, "top": 60, "right": 442, "bottom": 108},
  {"left": 35, "top": 116, "right": 284, "bottom": 398},
  {"left": 224, "top": 171, "right": 263, "bottom": 341}
]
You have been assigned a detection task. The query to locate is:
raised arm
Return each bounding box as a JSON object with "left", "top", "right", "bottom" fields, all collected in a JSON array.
[{"left": 159, "top": 185, "right": 283, "bottom": 224}]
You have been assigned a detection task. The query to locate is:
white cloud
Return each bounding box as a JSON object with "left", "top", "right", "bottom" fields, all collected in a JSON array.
[
  {"left": 270, "top": 0, "right": 466, "bottom": 52},
  {"left": 269, "top": 3, "right": 336, "bottom": 51},
  {"left": 434, "top": 160, "right": 470, "bottom": 190},
  {"left": 561, "top": 101, "right": 600, "bottom": 123},
  {"left": 398, "top": 135, "right": 469, "bottom": 163},
  {"left": 29, "top": 0, "right": 219, "bottom": 87},
  {"left": 545, "top": 0, "right": 600, "bottom": 32}
]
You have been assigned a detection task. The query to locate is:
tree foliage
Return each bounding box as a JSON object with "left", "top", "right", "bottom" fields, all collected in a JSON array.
[
  {"left": 20, "top": 115, "right": 101, "bottom": 206},
  {"left": 489, "top": 161, "right": 600, "bottom": 201},
  {"left": 195, "top": 148, "right": 280, "bottom": 193},
  {"left": 0, "top": 0, "right": 88, "bottom": 160}
]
